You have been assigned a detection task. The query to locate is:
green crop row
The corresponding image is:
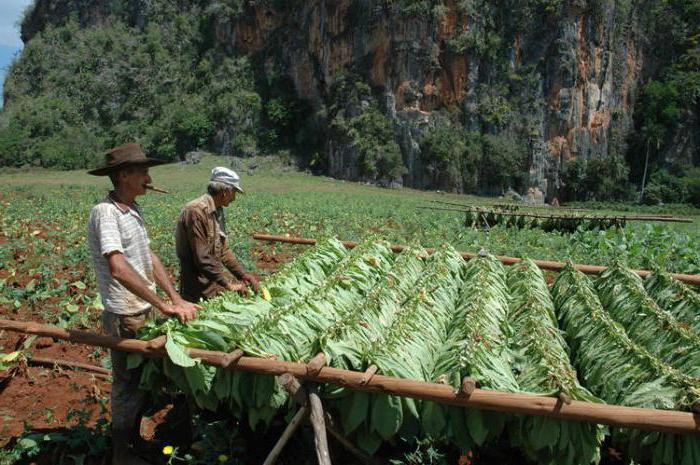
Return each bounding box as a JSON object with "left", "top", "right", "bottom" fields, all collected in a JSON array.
[{"left": 131, "top": 238, "right": 699, "bottom": 465}]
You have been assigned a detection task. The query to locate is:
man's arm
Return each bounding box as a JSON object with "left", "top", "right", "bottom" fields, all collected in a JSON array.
[
  {"left": 107, "top": 252, "right": 197, "bottom": 323},
  {"left": 150, "top": 251, "right": 190, "bottom": 304},
  {"left": 222, "top": 248, "right": 260, "bottom": 294}
]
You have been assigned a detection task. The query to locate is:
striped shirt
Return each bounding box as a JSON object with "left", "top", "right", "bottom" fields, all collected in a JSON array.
[{"left": 87, "top": 193, "right": 155, "bottom": 315}]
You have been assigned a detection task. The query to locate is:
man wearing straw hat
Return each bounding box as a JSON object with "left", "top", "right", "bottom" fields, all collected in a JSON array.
[
  {"left": 87, "top": 143, "right": 199, "bottom": 465},
  {"left": 175, "top": 166, "right": 261, "bottom": 302}
]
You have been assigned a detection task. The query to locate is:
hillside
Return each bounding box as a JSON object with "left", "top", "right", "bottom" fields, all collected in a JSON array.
[{"left": 1, "top": 0, "right": 698, "bottom": 203}]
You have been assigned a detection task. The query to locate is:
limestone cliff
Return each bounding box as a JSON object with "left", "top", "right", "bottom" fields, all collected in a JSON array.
[{"left": 13, "top": 0, "right": 699, "bottom": 198}]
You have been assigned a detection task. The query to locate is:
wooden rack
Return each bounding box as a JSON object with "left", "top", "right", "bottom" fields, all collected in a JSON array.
[
  {"left": 1, "top": 319, "right": 697, "bottom": 436},
  {"left": 251, "top": 233, "right": 700, "bottom": 286},
  {"left": 428, "top": 200, "right": 694, "bottom": 223}
]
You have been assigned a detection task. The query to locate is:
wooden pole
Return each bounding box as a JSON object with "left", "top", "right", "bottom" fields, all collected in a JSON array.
[
  {"left": 262, "top": 406, "right": 309, "bottom": 465},
  {"left": 306, "top": 353, "right": 327, "bottom": 377},
  {"left": 418, "top": 205, "right": 694, "bottom": 223},
  {"left": 360, "top": 365, "right": 378, "bottom": 385},
  {"left": 308, "top": 384, "right": 332, "bottom": 465},
  {"left": 280, "top": 374, "right": 378, "bottom": 465},
  {"left": 459, "top": 377, "right": 476, "bottom": 397},
  {"left": 28, "top": 356, "right": 112, "bottom": 378},
  {"left": 251, "top": 233, "right": 700, "bottom": 287},
  {"left": 1, "top": 319, "right": 698, "bottom": 436}
]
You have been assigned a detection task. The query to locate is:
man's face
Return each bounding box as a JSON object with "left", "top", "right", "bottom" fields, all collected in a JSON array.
[
  {"left": 221, "top": 189, "right": 237, "bottom": 207},
  {"left": 121, "top": 166, "right": 152, "bottom": 196}
]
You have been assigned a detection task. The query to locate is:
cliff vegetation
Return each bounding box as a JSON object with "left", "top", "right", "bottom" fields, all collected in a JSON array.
[{"left": 0, "top": 0, "right": 698, "bottom": 204}]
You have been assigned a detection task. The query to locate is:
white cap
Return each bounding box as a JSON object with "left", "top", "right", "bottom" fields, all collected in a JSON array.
[{"left": 210, "top": 167, "right": 244, "bottom": 193}]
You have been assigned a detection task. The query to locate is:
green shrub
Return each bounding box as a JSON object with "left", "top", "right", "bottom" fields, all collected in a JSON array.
[
  {"left": 421, "top": 122, "right": 465, "bottom": 191},
  {"left": 480, "top": 133, "right": 528, "bottom": 193},
  {"left": 0, "top": 19, "right": 261, "bottom": 168},
  {"left": 642, "top": 169, "right": 687, "bottom": 205},
  {"left": 682, "top": 167, "right": 700, "bottom": 207},
  {"left": 560, "top": 156, "right": 631, "bottom": 202},
  {"left": 333, "top": 107, "right": 405, "bottom": 181}
]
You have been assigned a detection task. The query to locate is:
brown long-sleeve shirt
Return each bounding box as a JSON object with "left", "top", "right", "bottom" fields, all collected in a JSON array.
[{"left": 175, "top": 194, "right": 246, "bottom": 301}]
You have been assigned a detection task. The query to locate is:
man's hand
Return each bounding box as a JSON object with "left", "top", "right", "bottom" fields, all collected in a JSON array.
[
  {"left": 242, "top": 273, "right": 261, "bottom": 294},
  {"left": 162, "top": 299, "right": 199, "bottom": 324},
  {"left": 226, "top": 282, "right": 249, "bottom": 295}
]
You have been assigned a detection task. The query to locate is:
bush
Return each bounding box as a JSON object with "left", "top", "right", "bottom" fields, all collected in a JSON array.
[
  {"left": 560, "top": 156, "right": 632, "bottom": 202},
  {"left": 642, "top": 169, "right": 687, "bottom": 205},
  {"left": 479, "top": 133, "right": 528, "bottom": 194},
  {"left": 420, "top": 119, "right": 467, "bottom": 192},
  {"left": 0, "top": 19, "right": 261, "bottom": 168},
  {"left": 327, "top": 77, "right": 405, "bottom": 182},
  {"left": 343, "top": 108, "right": 405, "bottom": 181},
  {"left": 682, "top": 167, "right": 700, "bottom": 207}
]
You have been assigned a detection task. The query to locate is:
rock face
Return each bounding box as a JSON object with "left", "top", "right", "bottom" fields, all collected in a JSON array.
[
  {"left": 17, "top": 0, "right": 695, "bottom": 197},
  {"left": 223, "top": 0, "right": 647, "bottom": 197}
]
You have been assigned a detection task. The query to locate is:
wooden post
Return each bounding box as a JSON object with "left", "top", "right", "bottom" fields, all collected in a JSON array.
[
  {"left": 307, "top": 384, "right": 332, "bottom": 465},
  {"left": 306, "top": 353, "right": 327, "bottom": 377},
  {"left": 558, "top": 392, "right": 572, "bottom": 405},
  {"left": 280, "top": 373, "right": 309, "bottom": 406},
  {"left": 281, "top": 374, "right": 377, "bottom": 465},
  {"left": 27, "top": 356, "right": 111, "bottom": 379},
  {"left": 262, "top": 406, "right": 309, "bottom": 465},
  {"left": 221, "top": 349, "right": 244, "bottom": 368},
  {"left": 359, "top": 365, "right": 378, "bottom": 386},
  {"left": 458, "top": 377, "right": 477, "bottom": 398}
]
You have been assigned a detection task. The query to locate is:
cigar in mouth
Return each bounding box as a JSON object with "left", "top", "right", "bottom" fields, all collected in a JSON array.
[{"left": 145, "top": 185, "right": 169, "bottom": 194}]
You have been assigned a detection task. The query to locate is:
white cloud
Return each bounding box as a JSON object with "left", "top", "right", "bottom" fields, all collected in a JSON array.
[{"left": 0, "top": 0, "right": 35, "bottom": 47}]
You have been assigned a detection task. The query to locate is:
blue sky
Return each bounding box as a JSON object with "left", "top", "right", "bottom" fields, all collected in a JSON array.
[{"left": 0, "top": 0, "right": 34, "bottom": 105}]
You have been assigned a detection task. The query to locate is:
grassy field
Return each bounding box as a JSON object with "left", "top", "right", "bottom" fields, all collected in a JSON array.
[
  {"left": 0, "top": 153, "right": 698, "bottom": 328},
  {"left": 1, "top": 154, "right": 699, "bottom": 281}
]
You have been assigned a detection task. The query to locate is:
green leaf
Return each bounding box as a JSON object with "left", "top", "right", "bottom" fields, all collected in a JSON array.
[
  {"left": 126, "top": 353, "right": 144, "bottom": 369},
  {"left": 71, "top": 281, "right": 86, "bottom": 290},
  {"left": 355, "top": 428, "right": 382, "bottom": 454},
  {"left": 17, "top": 437, "right": 39, "bottom": 451},
  {"left": 253, "top": 374, "right": 276, "bottom": 408},
  {"left": 1, "top": 351, "right": 21, "bottom": 363},
  {"left": 421, "top": 401, "right": 446, "bottom": 436},
  {"left": 340, "top": 391, "right": 369, "bottom": 434},
  {"left": 448, "top": 407, "right": 474, "bottom": 452},
  {"left": 165, "top": 333, "right": 196, "bottom": 367},
  {"left": 529, "top": 416, "right": 559, "bottom": 451},
  {"left": 193, "top": 330, "right": 228, "bottom": 351},
  {"left": 465, "top": 409, "right": 488, "bottom": 445},
  {"left": 67, "top": 454, "right": 86, "bottom": 465},
  {"left": 371, "top": 394, "right": 403, "bottom": 440}
]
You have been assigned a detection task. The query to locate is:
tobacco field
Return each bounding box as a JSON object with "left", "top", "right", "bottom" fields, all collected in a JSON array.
[
  {"left": 134, "top": 237, "right": 700, "bottom": 465},
  {"left": 1, "top": 157, "right": 699, "bottom": 464}
]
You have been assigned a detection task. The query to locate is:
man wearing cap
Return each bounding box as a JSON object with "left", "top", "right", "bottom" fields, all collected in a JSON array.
[
  {"left": 87, "top": 143, "right": 199, "bottom": 465},
  {"left": 175, "top": 167, "right": 260, "bottom": 301}
]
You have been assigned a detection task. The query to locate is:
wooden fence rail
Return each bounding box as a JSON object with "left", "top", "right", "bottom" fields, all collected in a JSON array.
[
  {"left": 251, "top": 233, "right": 700, "bottom": 286},
  {"left": 1, "top": 319, "right": 698, "bottom": 436},
  {"left": 429, "top": 200, "right": 695, "bottom": 223}
]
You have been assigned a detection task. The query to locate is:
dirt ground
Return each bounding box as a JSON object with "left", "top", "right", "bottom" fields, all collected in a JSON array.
[{"left": 0, "top": 243, "right": 295, "bottom": 463}]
